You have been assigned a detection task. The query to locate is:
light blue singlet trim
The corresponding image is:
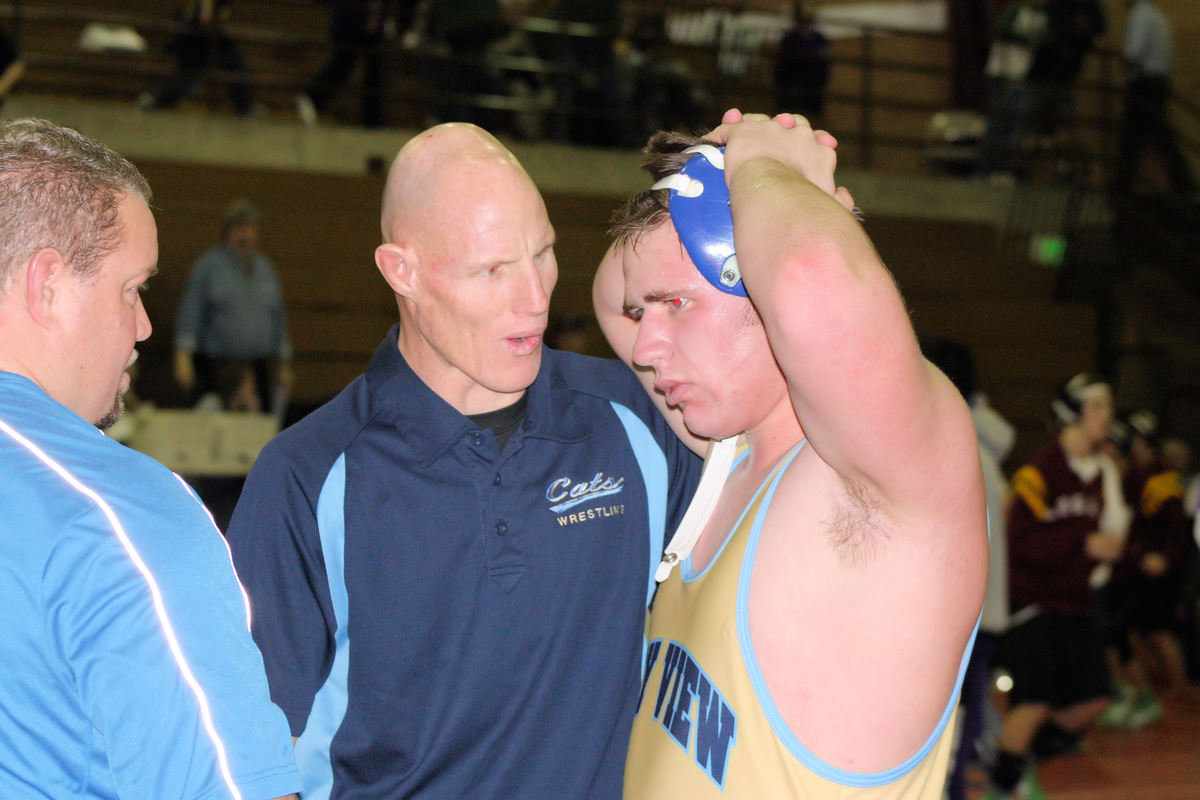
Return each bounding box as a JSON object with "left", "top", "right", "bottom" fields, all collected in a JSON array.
[
  {"left": 735, "top": 441, "right": 980, "bottom": 788},
  {"left": 609, "top": 402, "right": 669, "bottom": 609},
  {"left": 294, "top": 454, "right": 351, "bottom": 800},
  {"left": 681, "top": 448, "right": 752, "bottom": 583}
]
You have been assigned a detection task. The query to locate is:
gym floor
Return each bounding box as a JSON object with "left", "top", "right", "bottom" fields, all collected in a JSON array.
[{"left": 967, "top": 686, "right": 1200, "bottom": 799}]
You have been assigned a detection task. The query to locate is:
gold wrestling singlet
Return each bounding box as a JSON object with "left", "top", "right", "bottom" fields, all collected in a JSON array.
[{"left": 624, "top": 441, "right": 969, "bottom": 798}]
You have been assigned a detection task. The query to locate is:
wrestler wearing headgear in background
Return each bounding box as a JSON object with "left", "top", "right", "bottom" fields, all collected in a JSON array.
[{"left": 984, "top": 373, "right": 1127, "bottom": 799}]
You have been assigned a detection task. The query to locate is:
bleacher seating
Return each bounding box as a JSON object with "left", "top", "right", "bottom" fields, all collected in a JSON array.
[{"left": 1, "top": 0, "right": 1198, "bottom": 463}]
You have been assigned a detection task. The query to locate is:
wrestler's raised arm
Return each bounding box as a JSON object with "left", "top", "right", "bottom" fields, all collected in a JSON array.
[{"left": 720, "top": 115, "right": 984, "bottom": 541}]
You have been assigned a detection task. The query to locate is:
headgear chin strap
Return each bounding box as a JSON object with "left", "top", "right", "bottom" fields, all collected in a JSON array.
[{"left": 651, "top": 145, "right": 746, "bottom": 297}]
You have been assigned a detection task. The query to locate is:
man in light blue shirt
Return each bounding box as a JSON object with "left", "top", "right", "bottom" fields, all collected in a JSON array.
[{"left": 0, "top": 118, "right": 300, "bottom": 800}]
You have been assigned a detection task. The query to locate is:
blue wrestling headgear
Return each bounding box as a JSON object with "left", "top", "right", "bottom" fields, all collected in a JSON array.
[{"left": 651, "top": 145, "right": 746, "bottom": 297}]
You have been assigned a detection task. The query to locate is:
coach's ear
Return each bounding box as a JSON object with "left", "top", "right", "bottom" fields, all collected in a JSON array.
[
  {"left": 375, "top": 242, "right": 418, "bottom": 299},
  {"left": 24, "top": 247, "right": 68, "bottom": 326}
]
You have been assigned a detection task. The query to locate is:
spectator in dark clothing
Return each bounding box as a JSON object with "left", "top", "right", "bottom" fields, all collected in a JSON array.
[
  {"left": 948, "top": 0, "right": 1003, "bottom": 110},
  {"left": 977, "top": 0, "right": 1050, "bottom": 178},
  {"left": 0, "top": 25, "right": 24, "bottom": 111},
  {"left": 138, "top": 0, "right": 256, "bottom": 117},
  {"left": 545, "top": 314, "right": 592, "bottom": 355},
  {"left": 539, "top": 0, "right": 623, "bottom": 145},
  {"left": 424, "top": 0, "right": 511, "bottom": 129},
  {"left": 296, "top": 0, "right": 415, "bottom": 128},
  {"left": 1027, "top": 0, "right": 1105, "bottom": 141},
  {"left": 619, "top": 12, "right": 706, "bottom": 146},
  {"left": 1099, "top": 410, "right": 1193, "bottom": 727},
  {"left": 1113, "top": 0, "right": 1195, "bottom": 196},
  {"left": 774, "top": 2, "right": 830, "bottom": 121}
]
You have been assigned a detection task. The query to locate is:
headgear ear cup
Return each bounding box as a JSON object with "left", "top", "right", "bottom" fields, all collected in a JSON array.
[
  {"left": 651, "top": 145, "right": 747, "bottom": 297},
  {"left": 1052, "top": 373, "right": 1109, "bottom": 427}
]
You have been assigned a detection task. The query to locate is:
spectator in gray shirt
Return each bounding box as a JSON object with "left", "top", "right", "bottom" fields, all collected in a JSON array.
[{"left": 174, "top": 198, "right": 292, "bottom": 415}]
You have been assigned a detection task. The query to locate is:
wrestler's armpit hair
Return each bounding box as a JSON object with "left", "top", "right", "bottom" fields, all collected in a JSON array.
[
  {"left": 0, "top": 118, "right": 151, "bottom": 294},
  {"left": 608, "top": 130, "right": 716, "bottom": 249}
]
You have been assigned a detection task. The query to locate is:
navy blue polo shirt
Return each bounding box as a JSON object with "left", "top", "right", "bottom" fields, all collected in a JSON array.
[{"left": 228, "top": 325, "right": 701, "bottom": 799}]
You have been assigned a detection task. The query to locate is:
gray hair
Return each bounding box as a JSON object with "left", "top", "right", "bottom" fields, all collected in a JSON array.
[{"left": 0, "top": 118, "right": 151, "bottom": 293}]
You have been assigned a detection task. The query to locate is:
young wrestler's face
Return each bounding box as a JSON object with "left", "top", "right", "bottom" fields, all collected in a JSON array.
[
  {"left": 397, "top": 161, "right": 557, "bottom": 414},
  {"left": 618, "top": 222, "right": 788, "bottom": 439},
  {"left": 1077, "top": 389, "right": 1113, "bottom": 449},
  {"left": 56, "top": 193, "right": 157, "bottom": 428}
]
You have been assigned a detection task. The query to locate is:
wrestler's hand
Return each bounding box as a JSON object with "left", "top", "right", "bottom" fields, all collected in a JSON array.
[
  {"left": 174, "top": 350, "right": 196, "bottom": 393},
  {"left": 712, "top": 108, "right": 838, "bottom": 148},
  {"left": 276, "top": 361, "right": 295, "bottom": 394},
  {"left": 1141, "top": 551, "right": 1168, "bottom": 577},
  {"left": 1085, "top": 531, "right": 1124, "bottom": 563},
  {"left": 711, "top": 109, "right": 855, "bottom": 214},
  {"left": 721, "top": 113, "right": 840, "bottom": 198}
]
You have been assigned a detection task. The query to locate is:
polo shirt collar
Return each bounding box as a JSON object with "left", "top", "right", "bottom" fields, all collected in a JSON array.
[{"left": 364, "top": 324, "right": 591, "bottom": 466}]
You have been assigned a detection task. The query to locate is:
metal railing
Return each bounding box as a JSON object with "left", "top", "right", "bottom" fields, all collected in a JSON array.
[
  {"left": 0, "top": 4, "right": 1102, "bottom": 162},
  {"left": 0, "top": 1, "right": 1195, "bottom": 183},
  {"left": 6, "top": 1, "right": 1197, "bottom": 420}
]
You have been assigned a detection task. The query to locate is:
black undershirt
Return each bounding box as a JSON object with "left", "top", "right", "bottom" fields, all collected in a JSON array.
[{"left": 467, "top": 392, "right": 528, "bottom": 452}]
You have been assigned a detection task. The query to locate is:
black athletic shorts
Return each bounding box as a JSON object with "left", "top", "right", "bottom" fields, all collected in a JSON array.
[{"left": 1003, "top": 610, "right": 1112, "bottom": 708}]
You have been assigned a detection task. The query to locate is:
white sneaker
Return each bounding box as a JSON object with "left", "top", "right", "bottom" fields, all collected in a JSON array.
[
  {"left": 1097, "top": 691, "right": 1135, "bottom": 727},
  {"left": 1017, "top": 763, "right": 1048, "bottom": 800},
  {"left": 1124, "top": 695, "right": 1163, "bottom": 728}
]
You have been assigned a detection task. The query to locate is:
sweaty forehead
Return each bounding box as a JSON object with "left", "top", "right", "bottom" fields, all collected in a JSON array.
[{"left": 621, "top": 224, "right": 691, "bottom": 281}]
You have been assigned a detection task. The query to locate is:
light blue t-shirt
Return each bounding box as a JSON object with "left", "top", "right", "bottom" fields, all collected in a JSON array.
[{"left": 0, "top": 372, "right": 300, "bottom": 799}]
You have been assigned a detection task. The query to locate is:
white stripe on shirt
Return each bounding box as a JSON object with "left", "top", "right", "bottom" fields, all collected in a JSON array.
[{"left": 0, "top": 417, "right": 245, "bottom": 800}]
